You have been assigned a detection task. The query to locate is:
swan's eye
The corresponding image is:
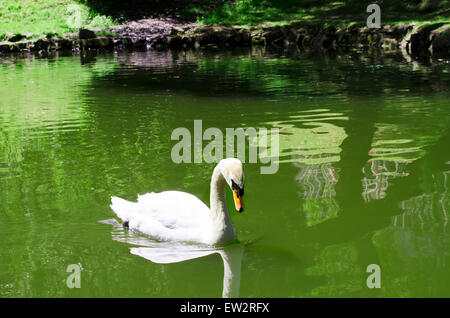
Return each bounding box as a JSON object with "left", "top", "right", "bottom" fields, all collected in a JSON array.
[{"left": 231, "top": 179, "right": 244, "bottom": 197}]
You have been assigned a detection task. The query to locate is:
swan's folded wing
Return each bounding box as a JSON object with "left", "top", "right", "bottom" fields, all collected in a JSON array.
[{"left": 135, "top": 191, "right": 212, "bottom": 230}]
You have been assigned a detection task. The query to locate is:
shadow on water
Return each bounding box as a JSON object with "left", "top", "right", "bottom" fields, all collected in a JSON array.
[{"left": 81, "top": 47, "right": 450, "bottom": 99}]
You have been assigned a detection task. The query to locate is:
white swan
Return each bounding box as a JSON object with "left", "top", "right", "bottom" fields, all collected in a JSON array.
[{"left": 110, "top": 158, "right": 245, "bottom": 245}]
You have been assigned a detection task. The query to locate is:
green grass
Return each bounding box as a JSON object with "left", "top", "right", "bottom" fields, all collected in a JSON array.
[{"left": 0, "top": 0, "right": 117, "bottom": 40}]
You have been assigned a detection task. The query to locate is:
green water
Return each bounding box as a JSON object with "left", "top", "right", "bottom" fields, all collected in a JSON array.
[{"left": 0, "top": 49, "right": 449, "bottom": 298}]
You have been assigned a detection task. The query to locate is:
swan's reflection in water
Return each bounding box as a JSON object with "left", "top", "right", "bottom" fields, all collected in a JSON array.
[{"left": 101, "top": 219, "right": 244, "bottom": 298}]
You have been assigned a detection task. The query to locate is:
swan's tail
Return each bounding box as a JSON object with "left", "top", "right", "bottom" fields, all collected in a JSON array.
[{"left": 110, "top": 196, "right": 139, "bottom": 224}]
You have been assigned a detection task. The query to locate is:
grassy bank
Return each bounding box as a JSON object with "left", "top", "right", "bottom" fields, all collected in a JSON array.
[
  {"left": 0, "top": 0, "right": 116, "bottom": 40},
  {"left": 0, "top": 0, "right": 449, "bottom": 41},
  {"left": 0, "top": 0, "right": 215, "bottom": 40}
]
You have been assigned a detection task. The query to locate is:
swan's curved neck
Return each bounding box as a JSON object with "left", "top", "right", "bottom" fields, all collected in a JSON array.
[{"left": 210, "top": 165, "right": 235, "bottom": 241}]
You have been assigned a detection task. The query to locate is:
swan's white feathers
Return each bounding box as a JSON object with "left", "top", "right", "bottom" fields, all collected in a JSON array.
[
  {"left": 219, "top": 158, "right": 244, "bottom": 187},
  {"left": 136, "top": 191, "right": 211, "bottom": 228},
  {"left": 110, "top": 158, "right": 244, "bottom": 245},
  {"left": 111, "top": 191, "right": 213, "bottom": 243}
]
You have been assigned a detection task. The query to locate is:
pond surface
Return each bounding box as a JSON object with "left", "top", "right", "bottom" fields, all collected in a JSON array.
[{"left": 0, "top": 49, "right": 449, "bottom": 297}]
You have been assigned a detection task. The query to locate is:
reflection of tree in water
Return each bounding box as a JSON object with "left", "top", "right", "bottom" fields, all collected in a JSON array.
[
  {"left": 264, "top": 110, "right": 347, "bottom": 226},
  {"left": 370, "top": 167, "right": 450, "bottom": 296},
  {"left": 362, "top": 160, "right": 409, "bottom": 202},
  {"left": 294, "top": 158, "right": 339, "bottom": 227},
  {"left": 301, "top": 129, "right": 450, "bottom": 296},
  {"left": 362, "top": 119, "right": 449, "bottom": 231},
  {"left": 295, "top": 160, "right": 338, "bottom": 199},
  {"left": 393, "top": 170, "right": 449, "bottom": 232},
  {"left": 287, "top": 88, "right": 450, "bottom": 296}
]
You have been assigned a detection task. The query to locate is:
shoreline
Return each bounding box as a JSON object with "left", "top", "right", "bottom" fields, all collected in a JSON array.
[{"left": 0, "top": 19, "right": 449, "bottom": 61}]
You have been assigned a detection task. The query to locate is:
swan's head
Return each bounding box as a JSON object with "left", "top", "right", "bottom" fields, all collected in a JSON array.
[{"left": 219, "top": 158, "right": 245, "bottom": 213}]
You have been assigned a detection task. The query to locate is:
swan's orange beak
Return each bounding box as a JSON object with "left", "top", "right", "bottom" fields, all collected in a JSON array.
[{"left": 233, "top": 189, "right": 244, "bottom": 212}]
